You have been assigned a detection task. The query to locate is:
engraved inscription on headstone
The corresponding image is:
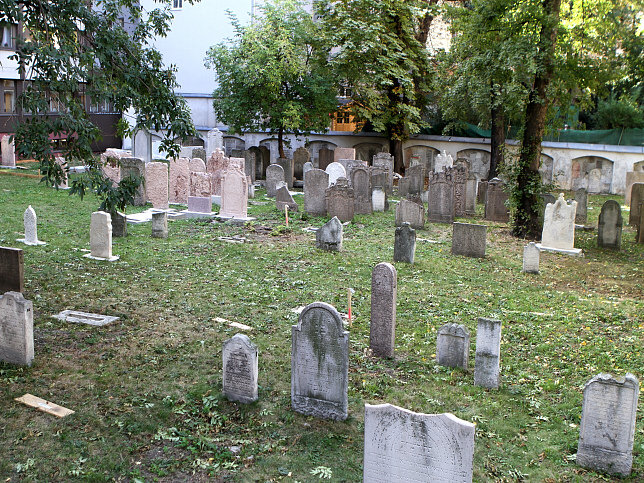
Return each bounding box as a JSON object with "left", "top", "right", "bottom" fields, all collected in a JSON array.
[
  {"left": 370, "top": 263, "right": 397, "bottom": 358},
  {"left": 436, "top": 323, "right": 470, "bottom": 369},
  {"left": 522, "top": 242, "right": 540, "bottom": 274},
  {"left": 223, "top": 333, "right": 259, "bottom": 404}
]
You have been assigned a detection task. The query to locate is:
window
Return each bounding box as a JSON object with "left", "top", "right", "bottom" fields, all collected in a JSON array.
[
  {"left": 1, "top": 80, "right": 15, "bottom": 113},
  {"left": 1, "top": 23, "right": 15, "bottom": 48},
  {"left": 336, "top": 111, "right": 351, "bottom": 124},
  {"left": 172, "top": 0, "right": 183, "bottom": 9},
  {"left": 339, "top": 85, "right": 353, "bottom": 98}
]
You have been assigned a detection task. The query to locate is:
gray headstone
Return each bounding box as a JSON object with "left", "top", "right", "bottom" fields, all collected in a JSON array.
[
  {"left": 363, "top": 403, "right": 475, "bottom": 482},
  {"left": 0, "top": 291, "right": 34, "bottom": 366},
  {"left": 111, "top": 211, "right": 127, "bottom": 237},
  {"left": 291, "top": 302, "right": 349, "bottom": 420},
  {"left": 370, "top": 263, "right": 397, "bottom": 358},
  {"left": 293, "top": 147, "right": 310, "bottom": 180},
  {"left": 132, "top": 128, "right": 152, "bottom": 163},
  {"left": 325, "top": 178, "right": 354, "bottom": 222},
  {"left": 276, "top": 185, "right": 298, "bottom": 212},
  {"left": 576, "top": 373, "right": 639, "bottom": 476},
  {"left": 451, "top": 222, "right": 486, "bottom": 258},
  {"left": 394, "top": 223, "right": 416, "bottom": 264},
  {"left": 474, "top": 318, "right": 502, "bottom": 389},
  {"left": 318, "top": 147, "right": 334, "bottom": 171},
  {"left": 276, "top": 157, "right": 293, "bottom": 189},
  {"left": 597, "top": 200, "right": 622, "bottom": 249},
  {"left": 222, "top": 333, "right": 259, "bottom": 404},
  {"left": 302, "top": 161, "right": 313, "bottom": 179},
  {"left": 428, "top": 170, "right": 454, "bottom": 223},
  {"left": 522, "top": 242, "right": 540, "bottom": 274},
  {"left": 304, "top": 169, "right": 329, "bottom": 216},
  {"left": 575, "top": 188, "right": 588, "bottom": 224},
  {"left": 372, "top": 152, "right": 394, "bottom": 195},
  {"left": 398, "top": 165, "right": 424, "bottom": 197},
  {"left": 187, "top": 196, "right": 212, "bottom": 214},
  {"left": 265, "top": 164, "right": 285, "bottom": 198},
  {"left": 316, "top": 216, "right": 342, "bottom": 252},
  {"left": 243, "top": 150, "right": 256, "bottom": 183},
  {"left": 151, "top": 211, "right": 168, "bottom": 238},
  {"left": 628, "top": 183, "right": 644, "bottom": 225},
  {"left": 638, "top": 203, "right": 644, "bottom": 243},
  {"left": 395, "top": 199, "right": 424, "bottom": 230},
  {"left": 191, "top": 147, "right": 206, "bottom": 162},
  {"left": 351, "top": 166, "right": 372, "bottom": 215},
  {"left": 484, "top": 178, "right": 509, "bottom": 222},
  {"left": 476, "top": 180, "right": 488, "bottom": 204},
  {"left": 452, "top": 164, "right": 468, "bottom": 217},
  {"left": 0, "top": 247, "right": 24, "bottom": 294},
  {"left": 465, "top": 176, "right": 477, "bottom": 216},
  {"left": 120, "top": 157, "right": 146, "bottom": 206},
  {"left": 436, "top": 323, "right": 470, "bottom": 369}
]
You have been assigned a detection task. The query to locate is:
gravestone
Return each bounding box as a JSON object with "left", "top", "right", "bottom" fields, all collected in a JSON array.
[
  {"left": 190, "top": 171, "right": 211, "bottom": 198},
  {"left": 325, "top": 178, "right": 354, "bottom": 222},
  {"left": 474, "top": 317, "right": 502, "bottom": 389},
  {"left": 576, "top": 373, "right": 639, "bottom": 476},
  {"left": 628, "top": 183, "right": 644, "bottom": 225},
  {"left": 427, "top": 170, "right": 454, "bottom": 223},
  {"left": 522, "top": 242, "right": 540, "bottom": 274},
  {"left": 151, "top": 211, "right": 168, "bottom": 238},
  {"left": 293, "top": 147, "right": 310, "bottom": 180},
  {"left": 541, "top": 193, "right": 578, "bottom": 250},
  {"left": 394, "top": 223, "right": 416, "bottom": 264},
  {"left": 54, "top": 157, "right": 68, "bottom": 188},
  {"left": 398, "top": 165, "right": 424, "bottom": 197},
  {"left": 0, "top": 247, "right": 24, "bottom": 294},
  {"left": 434, "top": 150, "right": 454, "bottom": 173},
  {"left": 219, "top": 167, "right": 249, "bottom": 219},
  {"left": 363, "top": 403, "right": 475, "bottom": 482},
  {"left": 169, "top": 157, "right": 190, "bottom": 204},
  {"left": 316, "top": 216, "right": 343, "bottom": 252},
  {"left": 302, "top": 161, "right": 313, "bottom": 179},
  {"left": 265, "top": 164, "right": 285, "bottom": 197},
  {"left": 476, "top": 180, "right": 488, "bottom": 204},
  {"left": 638, "top": 204, "right": 644, "bottom": 243},
  {"left": 243, "top": 151, "right": 256, "bottom": 183},
  {"left": 465, "top": 176, "right": 477, "bottom": 215},
  {"left": 1, "top": 135, "right": 16, "bottom": 167},
  {"left": 206, "top": 128, "right": 223, "bottom": 156},
  {"left": 325, "top": 162, "right": 347, "bottom": 186},
  {"left": 132, "top": 128, "right": 152, "bottom": 163},
  {"left": 587, "top": 168, "right": 601, "bottom": 193},
  {"left": 597, "top": 200, "right": 622, "bottom": 249},
  {"left": 318, "top": 147, "right": 334, "bottom": 171},
  {"left": 372, "top": 152, "right": 394, "bottom": 194},
  {"left": 575, "top": 188, "right": 588, "bottom": 224},
  {"left": 276, "top": 185, "right": 298, "bottom": 212},
  {"left": 370, "top": 263, "right": 397, "bottom": 358},
  {"left": 395, "top": 199, "right": 424, "bottom": 229},
  {"left": 222, "top": 333, "right": 259, "bottom": 404},
  {"left": 86, "top": 211, "right": 118, "bottom": 261},
  {"left": 189, "top": 157, "right": 206, "bottom": 173},
  {"left": 540, "top": 193, "right": 556, "bottom": 206},
  {"left": 333, "top": 147, "right": 356, "bottom": 163},
  {"left": 372, "top": 186, "right": 386, "bottom": 212},
  {"left": 0, "top": 292, "right": 34, "bottom": 366},
  {"left": 187, "top": 196, "right": 212, "bottom": 214},
  {"left": 436, "top": 323, "right": 470, "bottom": 369},
  {"left": 452, "top": 164, "right": 468, "bottom": 217},
  {"left": 145, "top": 162, "right": 169, "bottom": 209},
  {"left": 370, "top": 168, "right": 387, "bottom": 196},
  {"left": 351, "top": 166, "right": 372, "bottom": 214},
  {"left": 18, "top": 206, "right": 46, "bottom": 246},
  {"left": 484, "top": 178, "right": 509, "bottom": 222},
  {"left": 451, "top": 222, "right": 486, "bottom": 258},
  {"left": 101, "top": 150, "right": 123, "bottom": 186},
  {"left": 304, "top": 168, "right": 328, "bottom": 216},
  {"left": 625, "top": 172, "right": 644, "bottom": 206},
  {"left": 192, "top": 147, "right": 206, "bottom": 162},
  {"left": 291, "top": 302, "right": 349, "bottom": 421},
  {"left": 111, "top": 211, "right": 127, "bottom": 237},
  {"left": 120, "top": 158, "right": 146, "bottom": 206},
  {"left": 276, "top": 157, "right": 293, "bottom": 189}
]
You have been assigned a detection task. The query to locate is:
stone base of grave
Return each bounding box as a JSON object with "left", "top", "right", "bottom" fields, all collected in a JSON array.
[
  {"left": 178, "top": 210, "right": 218, "bottom": 220},
  {"left": 535, "top": 244, "right": 584, "bottom": 257},
  {"left": 215, "top": 214, "right": 256, "bottom": 225},
  {"left": 576, "top": 447, "right": 632, "bottom": 477},
  {"left": 83, "top": 253, "right": 119, "bottom": 262},
  {"left": 52, "top": 310, "right": 119, "bottom": 326},
  {"left": 16, "top": 239, "right": 47, "bottom": 246}
]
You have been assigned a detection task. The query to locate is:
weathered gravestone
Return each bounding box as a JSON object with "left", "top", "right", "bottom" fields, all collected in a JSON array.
[
  {"left": 242, "top": 151, "right": 256, "bottom": 183},
  {"left": 363, "top": 403, "right": 475, "bottom": 483},
  {"left": 539, "top": 193, "right": 580, "bottom": 253},
  {"left": 398, "top": 165, "right": 424, "bottom": 197},
  {"left": 265, "top": 164, "right": 285, "bottom": 198},
  {"left": 427, "top": 170, "right": 454, "bottom": 223},
  {"left": 293, "top": 147, "right": 310, "bottom": 180},
  {"left": 522, "top": 242, "right": 540, "bottom": 274},
  {"left": 434, "top": 150, "right": 454, "bottom": 172},
  {"left": 465, "top": 176, "right": 477, "bottom": 215},
  {"left": 372, "top": 186, "right": 386, "bottom": 212},
  {"left": 325, "top": 162, "right": 346, "bottom": 187},
  {"left": 484, "top": 178, "right": 509, "bottom": 222},
  {"left": 276, "top": 158, "right": 294, "bottom": 189},
  {"left": 85, "top": 211, "right": 118, "bottom": 261},
  {"left": 370, "top": 263, "right": 397, "bottom": 358},
  {"left": 145, "top": 162, "right": 169, "bottom": 209},
  {"left": 436, "top": 323, "right": 470, "bottom": 369},
  {"left": 451, "top": 223, "right": 486, "bottom": 258},
  {"left": 626, "top": 172, "right": 644, "bottom": 206},
  {"left": 132, "top": 128, "right": 152, "bottom": 163},
  {"left": 120, "top": 158, "right": 146, "bottom": 206},
  {"left": 1, "top": 135, "right": 16, "bottom": 167},
  {"left": 628, "top": 183, "right": 644, "bottom": 226},
  {"left": 575, "top": 188, "right": 588, "bottom": 224},
  {"left": 189, "top": 157, "right": 206, "bottom": 173},
  {"left": 453, "top": 164, "right": 468, "bottom": 217},
  {"left": 206, "top": 128, "right": 223, "bottom": 156},
  {"left": 187, "top": 196, "right": 212, "bottom": 214},
  {"left": 276, "top": 185, "right": 298, "bottom": 212},
  {"left": 395, "top": 199, "right": 425, "bottom": 229},
  {"left": 0, "top": 291, "right": 34, "bottom": 366},
  {"left": 222, "top": 333, "right": 259, "bottom": 404},
  {"left": 169, "top": 157, "right": 190, "bottom": 204},
  {"left": 394, "top": 223, "right": 416, "bottom": 264},
  {"left": 316, "top": 216, "right": 343, "bottom": 252},
  {"left": 302, "top": 161, "right": 313, "bottom": 179},
  {"left": 219, "top": 168, "right": 249, "bottom": 220},
  {"left": 474, "top": 317, "right": 502, "bottom": 389},
  {"left": 351, "top": 166, "right": 372, "bottom": 214},
  {"left": 597, "top": 200, "right": 622, "bottom": 249},
  {"left": 151, "top": 212, "right": 168, "bottom": 239},
  {"left": 192, "top": 147, "right": 206, "bottom": 162},
  {"left": 372, "top": 152, "right": 394, "bottom": 195},
  {"left": 17, "top": 206, "right": 46, "bottom": 246},
  {"left": 576, "top": 373, "right": 639, "bottom": 476},
  {"left": 111, "top": 211, "right": 127, "bottom": 238},
  {"left": 318, "top": 147, "right": 334, "bottom": 171},
  {"left": 588, "top": 168, "right": 602, "bottom": 193},
  {"left": 189, "top": 171, "right": 211, "bottom": 198},
  {"left": 0, "top": 247, "right": 24, "bottom": 294},
  {"left": 476, "top": 180, "right": 488, "bottom": 204},
  {"left": 325, "top": 178, "right": 354, "bottom": 222},
  {"left": 333, "top": 147, "right": 356, "bottom": 163},
  {"left": 291, "top": 302, "right": 349, "bottom": 420},
  {"left": 638, "top": 204, "right": 644, "bottom": 243},
  {"left": 304, "top": 168, "right": 328, "bottom": 216}
]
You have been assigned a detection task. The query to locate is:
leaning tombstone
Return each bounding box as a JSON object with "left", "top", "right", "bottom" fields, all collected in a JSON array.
[
  {"left": 0, "top": 247, "right": 24, "bottom": 294},
  {"left": 304, "top": 168, "right": 329, "bottom": 216},
  {"left": 17, "top": 206, "right": 46, "bottom": 246},
  {"left": 291, "top": 302, "right": 349, "bottom": 421},
  {"left": 451, "top": 222, "right": 486, "bottom": 258},
  {"left": 393, "top": 223, "right": 416, "bottom": 264},
  {"left": 151, "top": 211, "right": 168, "bottom": 239},
  {"left": 575, "top": 188, "right": 588, "bottom": 224},
  {"left": 395, "top": 199, "right": 424, "bottom": 229},
  {"left": 522, "top": 242, "right": 540, "bottom": 274},
  {"left": 474, "top": 318, "right": 502, "bottom": 389},
  {"left": 276, "top": 185, "right": 298, "bottom": 212},
  {"left": 265, "top": 164, "right": 285, "bottom": 198},
  {"left": 84, "top": 211, "right": 119, "bottom": 261},
  {"left": 363, "top": 403, "right": 475, "bottom": 482},
  {"left": 0, "top": 291, "right": 34, "bottom": 366},
  {"left": 628, "top": 183, "right": 644, "bottom": 225},
  {"left": 538, "top": 193, "right": 582, "bottom": 255},
  {"left": 597, "top": 200, "right": 622, "bottom": 249},
  {"left": 370, "top": 263, "right": 397, "bottom": 358},
  {"left": 436, "top": 323, "right": 470, "bottom": 369},
  {"left": 315, "top": 216, "right": 342, "bottom": 252},
  {"left": 325, "top": 178, "right": 354, "bottom": 222},
  {"left": 222, "top": 334, "right": 259, "bottom": 404},
  {"left": 576, "top": 373, "right": 639, "bottom": 476}
]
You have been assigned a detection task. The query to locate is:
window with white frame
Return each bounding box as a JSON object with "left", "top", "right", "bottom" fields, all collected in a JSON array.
[{"left": 1, "top": 23, "right": 15, "bottom": 48}]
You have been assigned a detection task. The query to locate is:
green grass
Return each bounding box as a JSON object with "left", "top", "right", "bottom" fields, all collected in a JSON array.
[{"left": 0, "top": 169, "right": 642, "bottom": 482}]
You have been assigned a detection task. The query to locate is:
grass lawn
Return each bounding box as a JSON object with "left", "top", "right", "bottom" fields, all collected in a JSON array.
[{"left": 0, "top": 166, "right": 642, "bottom": 482}]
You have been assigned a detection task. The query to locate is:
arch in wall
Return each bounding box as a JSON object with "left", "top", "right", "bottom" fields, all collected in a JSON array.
[
  {"left": 223, "top": 136, "right": 245, "bottom": 157},
  {"left": 633, "top": 160, "right": 644, "bottom": 172},
  {"left": 353, "top": 142, "right": 387, "bottom": 164},
  {"left": 539, "top": 153, "right": 554, "bottom": 185},
  {"left": 259, "top": 138, "right": 282, "bottom": 162},
  {"left": 306, "top": 140, "right": 337, "bottom": 168},
  {"left": 249, "top": 146, "right": 270, "bottom": 180},
  {"left": 456, "top": 148, "right": 490, "bottom": 180},
  {"left": 571, "top": 155, "right": 614, "bottom": 193},
  {"left": 404, "top": 145, "right": 439, "bottom": 173}
]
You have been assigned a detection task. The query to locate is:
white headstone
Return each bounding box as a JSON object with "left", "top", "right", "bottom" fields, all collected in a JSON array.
[
  {"left": 18, "top": 206, "right": 46, "bottom": 246},
  {"left": 265, "top": 164, "right": 285, "bottom": 198},
  {"left": 85, "top": 211, "right": 118, "bottom": 261},
  {"left": 434, "top": 150, "right": 453, "bottom": 172},
  {"left": 541, "top": 193, "right": 577, "bottom": 250},
  {"left": 222, "top": 333, "right": 259, "bottom": 404},
  {"left": 522, "top": 242, "right": 540, "bottom": 274},
  {"left": 325, "top": 162, "right": 347, "bottom": 187},
  {"left": 372, "top": 186, "right": 386, "bottom": 212},
  {"left": 132, "top": 128, "right": 152, "bottom": 163},
  {"left": 474, "top": 317, "right": 502, "bottom": 389},
  {"left": 206, "top": 128, "right": 224, "bottom": 156}
]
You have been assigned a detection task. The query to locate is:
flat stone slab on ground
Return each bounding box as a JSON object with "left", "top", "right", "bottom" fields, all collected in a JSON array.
[
  {"left": 52, "top": 310, "right": 119, "bottom": 326},
  {"left": 535, "top": 244, "right": 584, "bottom": 257},
  {"left": 214, "top": 317, "right": 252, "bottom": 331},
  {"left": 126, "top": 208, "right": 184, "bottom": 224},
  {"left": 215, "top": 214, "right": 256, "bottom": 224}
]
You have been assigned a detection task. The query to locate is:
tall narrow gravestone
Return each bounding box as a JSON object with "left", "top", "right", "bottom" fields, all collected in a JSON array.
[
  {"left": 451, "top": 222, "right": 486, "bottom": 258},
  {"left": 394, "top": 223, "right": 416, "bottom": 264},
  {"left": 351, "top": 167, "right": 372, "bottom": 214},
  {"left": 304, "top": 169, "right": 329, "bottom": 216},
  {"left": 1, "top": 135, "right": 16, "bottom": 167},
  {"left": 576, "top": 373, "right": 639, "bottom": 476},
  {"left": 145, "top": 162, "right": 169, "bottom": 209},
  {"left": 291, "top": 302, "right": 349, "bottom": 421},
  {"left": 84, "top": 211, "right": 118, "bottom": 261},
  {"left": 427, "top": 170, "right": 454, "bottom": 223},
  {"left": 0, "top": 247, "right": 24, "bottom": 294},
  {"left": 370, "top": 263, "right": 397, "bottom": 358},
  {"left": 523, "top": 242, "right": 540, "bottom": 274},
  {"left": 474, "top": 318, "right": 502, "bottom": 389},
  {"left": 597, "top": 200, "right": 622, "bottom": 249},
  {"left": 219, "top": 168, "right": 249, "bottom": 220},
  {"left": 436, "top": 323, "right": 470, "bottom": 369},
  {"left": 169, "top": 157, "right": 190, "bottom": 204},
  {"left": 484, "top": 178, "right": 509, "bottom": 222},
  {"left": 265, "top": 164, "right": 285, "bottom": 198},
  {"left": 363, "top": 403, "right": 475, "bottom": 483},
  {"left": 0, "top": 291, "right": 34, "bottom": 366},
  {"left": 222, "top": 334, "right": 259, "bottom": 404},
  {"left": 628, "top": 183, "right": 644, "bottom": 226},
  {"left": 575, "top": 188, "right": 588, "bottom": 224},
  {"left": 17, "top": 206, "right": 46, "bottom": 246},
  {"left": 120, "top": 157, "right": 146, "bottom": 206}
]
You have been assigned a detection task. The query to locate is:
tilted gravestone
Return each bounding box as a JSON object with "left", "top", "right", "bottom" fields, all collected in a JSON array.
[
  {"left": 597, "top": 200, "right": 622, "bottom": 249},
  {"left": 265, "top": 164, "right": 285, "bottom": 198},
  {"left": 576, "top": 373, "right": 639, "bottom": 476},
  {"left": 0, "top": 247, "right": 24, "bottom": 294},
  {"left": 363, "top": 403, "right": 475, "bottom": 482},
  {"left": 316, "top": 216, "right": 343, "bottom": 252},
  {"left": 18, "top": 206, "right": 46, "bottom": 246},
  {"left": 428, "top": 170, "right": 454, "bottom": 223},
  {"left": 451, "top": 222, "right": 486, "bottom": 258},
  {"left": 395, "top": 199, "right": 424, "bottom": 229},
  {"left": 436, "top": 323, "right": 470, "bottom": 369},
  {"left": 0, "top": 291, "right": 34, "bottom": 366},
  {"left": 325, "top": 178, "right": 354, "bottom": 222},
  {"left": 291, "top": 302, "right": 349, "bottom": 420},
  {"left": 120, "top": 157, "right": 147, "bottom": 206},
  {"left": 351, "top": 166, "right": 372, "bottom": 215},
  {"left": 394, "top": 223, "right": 416, "bottom": 264},
  {"left": 276, "top": 185, "right": 298, "bottom": 212},
  {"left": 145, "top": 162, "right": 169, "bottom": 209},
  {"left": 370, "top": 263, "right": 397, "bottom": 358},
  {"left": 304, "top": 168, "right": 328, "bottom": 216},
  {"left": 169, "top": 157, "right": 190, "bottom": 204},
  {"left": 476, "top": 180, "right": 488, "bottom": 204},
  {"left": 151, "top": 212, "right": 168, "bottom": 239},
  {"left": 628, "top": 183, "right": 644, "bottom": 225},
  {"left": 522, "top": 242, "right": 540, "bottom": 274},
  {"left": 474, "top": 317, "right": 502, "bottom": 389},
  {"left": 484, "top": 178, "right": 509, "bottom": 222},
  {"left": 222, "top": 333, "right": 259, "bottom": 404},
  {"left": 540, "top": 193, "right": 578, "bottom": 250},
  {"left": 575, "top": 188, "right": 588, "bottom": 224}
]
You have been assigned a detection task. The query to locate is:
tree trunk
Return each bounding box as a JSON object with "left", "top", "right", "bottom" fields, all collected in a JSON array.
[
  {"left": 489, "top": 103, "right": 504, "bottom": 180},
  {"left": 512, "top": 0, "right": 562, "bottom": 239},
  {"left": 390, "top": 138, "right": 404, "bottom": 175},
  {"left": 278, "top": 126, "right": 285, "bottom": 159}
]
